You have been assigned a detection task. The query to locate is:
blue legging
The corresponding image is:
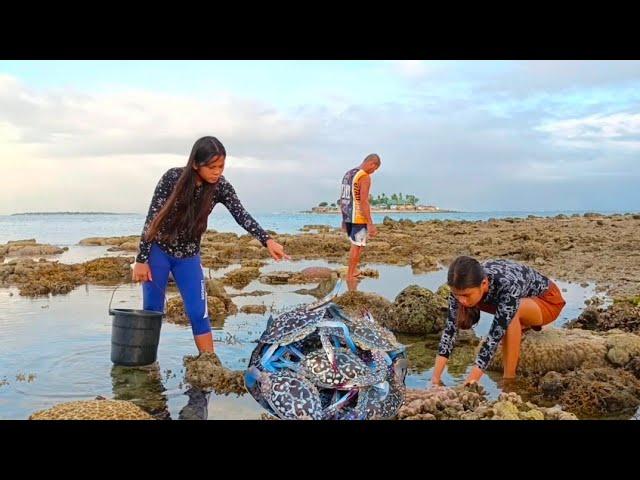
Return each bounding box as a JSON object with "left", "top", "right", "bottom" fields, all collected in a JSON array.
[{"left": 143, "top": 243, "right": 211, "bottom": 336}]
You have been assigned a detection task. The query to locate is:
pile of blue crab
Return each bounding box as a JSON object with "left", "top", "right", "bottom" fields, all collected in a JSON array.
[{"left": 244, "top": 284, "right": 408, "bottom": 420}]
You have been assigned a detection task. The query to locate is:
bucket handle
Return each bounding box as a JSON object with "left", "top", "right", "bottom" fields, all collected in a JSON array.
[{"left": 108, "top": 281, "right": 168, "bottom": 315}]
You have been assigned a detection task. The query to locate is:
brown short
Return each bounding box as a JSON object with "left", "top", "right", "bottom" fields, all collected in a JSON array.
[
  {"left": 478, "top": 280, "right": 566, "bottom": 329},
  {"left": 531, "top": 280, "right": 566, "bottom": 326}
]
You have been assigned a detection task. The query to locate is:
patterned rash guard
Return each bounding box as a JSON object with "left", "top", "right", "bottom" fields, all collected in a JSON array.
[
  {"left": 136, "top": 167, "right": 270, "bottom": 263},
  {"left": 339, "top": 167, "right": 369, "bottom": 224},
  {"left": 437, "top": 259, "right": 551, "bottom": 370}
]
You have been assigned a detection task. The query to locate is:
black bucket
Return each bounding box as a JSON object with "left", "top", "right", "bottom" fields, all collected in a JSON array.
[{"left": 108, "top": 284, "right": 164, "bottom": 367}]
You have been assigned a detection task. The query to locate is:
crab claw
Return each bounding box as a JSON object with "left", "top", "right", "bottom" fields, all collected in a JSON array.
[
  {"left": 307, "top": 280, "right": 343, "bottom": 311},
  {"left": 244, "top": 366, "right": 262, "bottom": 388},
  {"left": 287, "top": 345, "right": 305, "bottom": 360},
  {"left": 260, "top": 343, "right": 282, "bottom": 372},
  {"left": 373, "top": 381, "right": 390, "bottom": 400},
  {"left": 393, "top": 358, "right": 409, "bottom": 383},
  {"left": 330, "top": 389, "right": 357, "bottom": 409}
]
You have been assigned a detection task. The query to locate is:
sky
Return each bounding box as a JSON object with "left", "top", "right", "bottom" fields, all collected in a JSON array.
[{"left": 0, "top": 60, "right": 639, "bottom": 215}]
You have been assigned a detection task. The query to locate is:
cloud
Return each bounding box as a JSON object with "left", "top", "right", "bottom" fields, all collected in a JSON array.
[
  {"left": 1, "top": 64, "right": 639, "bottom": 216},
  {"left": 537, "top": 111, "right": 640, "bottom": 150},
  {"left": 0, "top": 75, "right": 319, "bottom": 159}
]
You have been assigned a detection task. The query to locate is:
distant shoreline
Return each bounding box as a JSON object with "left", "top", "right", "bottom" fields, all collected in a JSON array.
[
  {"left": 302, "top": 209, "right": 460, "bottom": 214},
  {"left": 10, "top": 212, "right": 136, "bottom": 216}
]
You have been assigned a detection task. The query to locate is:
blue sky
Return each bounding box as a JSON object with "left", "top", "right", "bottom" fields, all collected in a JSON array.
[{"left": 1, "top": 60, "right": 639, "bottom": 215}]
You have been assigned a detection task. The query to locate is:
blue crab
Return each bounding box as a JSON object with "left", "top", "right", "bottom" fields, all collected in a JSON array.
[
  {"left": 257, "top": 282, "right": 343, "bottom": 355},
  {"left": 244, "top": 282, "right": 409, "bottom": 421},
  {"left": 257, "top": 284, "right": 349, "bottom": 372},
  {"left": 325, "top": 304, "right": 404, "bottom": 353},
  {"left": 269, "top": 347, "right": 387, "bottom": 390},
  {"left": 354, "top": 356, "right": 408, "bottom": 420},
  {"left": 312, "top": 305, "right": 405, "bottom": 371},
  {"left": 244, "top": 367, "right": 324, "bottom": 420}
]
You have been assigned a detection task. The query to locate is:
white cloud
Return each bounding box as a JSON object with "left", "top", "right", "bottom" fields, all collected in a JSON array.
[
  {"left": 537, "top": 111, "right": 640, "bottom": 150},
  {"left": 0, "top": 76, "right": 319, "bottom": 159}
]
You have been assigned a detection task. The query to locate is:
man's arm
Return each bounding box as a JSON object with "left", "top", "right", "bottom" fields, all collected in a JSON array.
[{"left": 359, "top": 175, "right": 377, "bottom": 236}]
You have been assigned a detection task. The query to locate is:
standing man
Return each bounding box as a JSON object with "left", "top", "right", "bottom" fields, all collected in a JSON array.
[{"left": 339, "top": 153, "right": 381, "bottom": 278}]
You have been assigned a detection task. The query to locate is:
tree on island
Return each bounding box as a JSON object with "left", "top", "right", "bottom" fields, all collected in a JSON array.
[{"left": 317, "top": 192, "right": 424, "bottom": 210}]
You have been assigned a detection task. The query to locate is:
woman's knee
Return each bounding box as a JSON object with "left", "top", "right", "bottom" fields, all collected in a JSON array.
[
  {"left": 184, "top": 296, "right": 210, "bottom": 335},
  {"left": 190, "top": 317, "right": 211, "bottom": 336},
  {"left": 183, "top": 297, "right": 211, "bottom": 336}
]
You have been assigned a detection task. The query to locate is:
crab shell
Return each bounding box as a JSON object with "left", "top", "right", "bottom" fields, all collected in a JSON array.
[
  {"left": 258, "top": 370, "right": 324, "bottom": 420},
  {"left": 326, "top": 304, "right": 403, "bottom": 352},
  {"left": 291, "top": 331, "right": 323, "bottom": 353},
  {"left": 345, "top": 359, "right": 388, "bottom": 391},
  {"left": 357, "top": 356, "right": 408, "bottom": 419},
  {"left": 248, "top": 340, "right": 267, "bottom": 369},
  {"left": 357, "top": 383, "right": 406, "bottom": 420},
  {"left": 259, "top": 306, "right": 328, "bottom": 345},
  {"left": 298, "top": 348, "right": 376, "bottom": 390},
  {"left": 350, "top": 317, "right": 403, "bottom": 351}
]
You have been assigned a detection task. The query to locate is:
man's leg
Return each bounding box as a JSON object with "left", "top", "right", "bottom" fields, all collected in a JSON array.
[{"left": 347, "top": 244, "right": 363, "bottom": 278}]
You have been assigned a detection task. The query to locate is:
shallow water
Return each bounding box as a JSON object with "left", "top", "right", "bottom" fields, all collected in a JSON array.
[{"left": 0, "top": 255, "right": 601, "bottom": 420}]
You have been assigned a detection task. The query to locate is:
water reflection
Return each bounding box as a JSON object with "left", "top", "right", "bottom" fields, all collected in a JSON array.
[
  {"left": 293, "top": 276, "right": 339, "bottom": 299},
  {"left": 178, "top": 388, "right": 211, "bottom": 420},
  {"left": 345, "top": 276, "right": 360, "bottom": 293},
  {"left": 398, "top": 334, "right": 478, "bottom": 379},
  {"left": 111, "top": 362, "right": 171, "bottom": 420}
]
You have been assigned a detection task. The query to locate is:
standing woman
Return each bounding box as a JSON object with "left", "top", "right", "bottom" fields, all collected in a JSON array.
[
  {"left": 431, "top": 256, "right": 566, "bottom": 386},
  {"left": 132, "top": 136, "right": 290, "bottom": 354}
]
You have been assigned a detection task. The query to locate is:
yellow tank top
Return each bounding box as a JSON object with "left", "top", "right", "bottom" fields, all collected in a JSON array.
[{"left": 351, "top": 169, "right": 369, "bottom": 224}]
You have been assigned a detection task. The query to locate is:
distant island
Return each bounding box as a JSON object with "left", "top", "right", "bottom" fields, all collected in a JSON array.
[
  {"left": 11, "top": 212, "right": 137, "bottom": 216},
  {"left": 304, "top": 192, "right": 459, "bottom": 214}
]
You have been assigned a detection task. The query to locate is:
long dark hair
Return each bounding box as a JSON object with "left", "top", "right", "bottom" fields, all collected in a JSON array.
[
  {"left": 447, "top": 256, "right": 484, "bottom": 329},
  {"left": 145, "top": 136, "right": 226, "bottom": 243}
]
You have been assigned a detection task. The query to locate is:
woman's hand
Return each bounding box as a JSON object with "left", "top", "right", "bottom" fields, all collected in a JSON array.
[
  {"left": 431, "top": 355, "right": 449, "bottom": 388},
  {"left": 464, "top": 366, "right": 484, "bottom": 386},
  {"left": 132, "top": 262, "right": 153, "bottom": 283},
  {"left": 266, "top": 239, "right": 291, "bottom": 262},
  {"left": 367, "top": 223, "right": 378, "bottom": 238}
]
